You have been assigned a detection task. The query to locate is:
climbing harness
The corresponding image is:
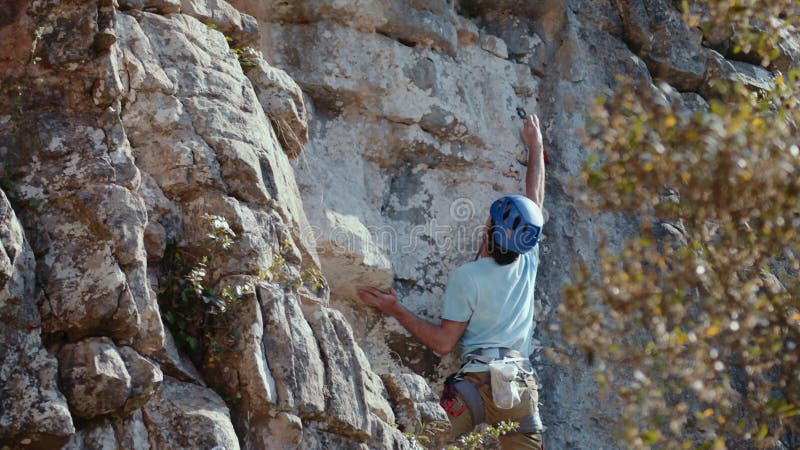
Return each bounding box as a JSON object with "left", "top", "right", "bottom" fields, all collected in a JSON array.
[{"left": 441, "top": 347, "right": 544, "bottom": 435}]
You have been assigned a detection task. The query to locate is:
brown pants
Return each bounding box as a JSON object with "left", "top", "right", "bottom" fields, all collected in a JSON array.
[{"left": 445, "top": 372, "right": 543, "bottom": 450}]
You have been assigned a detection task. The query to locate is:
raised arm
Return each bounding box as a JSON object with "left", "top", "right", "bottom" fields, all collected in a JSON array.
[{"left": 523, "top": 114, "right": 546, "bottom": 207}]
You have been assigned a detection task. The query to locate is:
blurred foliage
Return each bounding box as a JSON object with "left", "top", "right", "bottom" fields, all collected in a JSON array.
[
  {"left": 560, "top": 2, "right": 800, "bottom": 449},
  {"left": 401, "top": 419, "right": 450, "bottom": 449},
  {"left": 684, "top": 0, "right": 800, "bottom": 65}
]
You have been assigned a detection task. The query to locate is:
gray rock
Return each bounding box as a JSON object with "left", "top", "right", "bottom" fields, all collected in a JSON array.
[
  {"left": 231, "top": 0, "right": 388, "bottom": 31},
  {"left": 58, "top": 338, "right": 132, "bottom": 419},
  {"left": 703, "top": 51, "right": 775, "bottom": 97},
  {"left": 62, "top": 420, "right": 118, "bottom": 450},
  {"left": 479, "top": 34, "right": 509, "bottom": 59},
  {"left": 0, "top": 345, "right": 75, "bottom": 448},
  {"left": 355, "top": 345, "right": 396, "bottom": 426},
  {"left": 232, "top": 0, "right": 457, "bottom": 55},
  {"left": 381, "top": 373, "right": 448, "bottom": 434},
  {"left": 119, "top": 347, "right": 164, "bottom": 412},
  {"left": 119, "top": 0, "right": 145, "bottom": 10},
  {"left": 88, "top": 184, "right": 165, "bottom": 354},
  {"left": 62, "top": 411, "right": 151, "bottom": 450},
  {"left": 306, "top": 306, "right": 372, "bottom": 440},
  {"left": 773, "top": 26, "right": 800, "bottom": 72},
  {"left": 152, "top": 326, "right": 206, "bottom": 385},
  {"left": 458, "top": 0, "right": 541, "bottom": 17},
  {"left": 143, "top": 0, "right": 181, "bottom": 14},
  {"left": 1, "top": 102, "right": 152, "bottom": 347},
  {"left": 0, "top": 190, "right": 75, "bottom": 448},
  {"left": 57, "top": 339, "right": 162, "bottom": 420},
  {"left": 378, "top": 0, "right": 458, "bottom": 56},
  {"left": 728, "top": 60, "right": 774, "bottom": 91},
  {"left": 250, "top": 2, "right": 638, "bottom": 448},
  {"left": 113, "top": 410, "right": 152, "bottom": 450},
  {"left": 33, "top": 187, "right": 142, "bottom": 344},
  {"left": 260, "top": 285, "right": 326, "bottom": 416},
  {"left": 615, "top": 0, "right": 709, "bottom": 92},
  {"left": 267, "top": 412, "right": 304, "bottom": 448},
  {"left": 456, "top": 14, "right": 480, "bottom": 46},
  {"left": 58, "top": 338, "right": 151, "bottom": 420},
  {"left": 368, "top": 414, "right": 419, "bottom": 450},
  {"left": 180, "top": 0, "right": 260, "bottom": 48},
  {"left": 244, "top": 59, "right": 309, "bottom": 159},
  {"left": 301, "top": 423, "right": 371, "bottom": 450},
  {"left": 420, "top": 104, "right": 471, "bottom": 142},
  {"left": 143, "top": 219, "right": 167, "bottom": 261},
  {"left": 572, "top": 0, "right": 623, "bottom": 37},
  {"left": 114, "top": 12, "right": 176, "bottom": 95},
  {"left": 142, "top": 377, "right": 240, "bottom": 450},
  {"left": 202, "top": 281, "right": 277, "bottom": 431},
  {"left": 677, "top": 92, "right": 709, "bottom": 117},
  {"left": 114, "top": 11, "right": 326, "bottom": 448}
]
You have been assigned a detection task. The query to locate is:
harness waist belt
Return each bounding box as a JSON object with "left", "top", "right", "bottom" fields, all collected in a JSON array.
[
  {"left": 462, "top": 347, "right": 525, "bottom": 363},
  {"left": 461, "top": 347, "right": 532, "bottom": 373}
]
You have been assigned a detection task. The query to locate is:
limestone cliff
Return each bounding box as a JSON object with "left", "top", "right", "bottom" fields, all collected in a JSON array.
[{"left": 0, "top": 0, "right": 792, "bottom": 449}]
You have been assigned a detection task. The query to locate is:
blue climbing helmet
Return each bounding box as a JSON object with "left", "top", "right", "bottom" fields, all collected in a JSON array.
[{"left": 489, "top": 195, "right": 543, "bottom": 253}]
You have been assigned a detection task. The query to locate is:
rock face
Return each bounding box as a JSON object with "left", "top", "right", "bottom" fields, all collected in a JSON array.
[
  {"left": 231, "top": 0, "right": 790, "bottom": 448},
  {"left": 0, "top": 0, "right": 792, "bottom": 449},
  {"left": 382, "top": 373, "right": 449, "bottom": 435},
  {"left": 1, "top": 0, "right": 415, "bottom": 448},
  {"left": 0, "top": 191, "right": 74, "bottom": 448},
  {"left": 142, "top": 377, "right": 240, "bottom": 450},
  {"left": 57, "top": 338, "right": 163, "bottom": 419}
]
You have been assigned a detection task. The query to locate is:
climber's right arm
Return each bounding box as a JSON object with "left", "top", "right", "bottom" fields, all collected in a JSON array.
[{"left": 356, "top": 287, "right": 467, "bottom": 356}]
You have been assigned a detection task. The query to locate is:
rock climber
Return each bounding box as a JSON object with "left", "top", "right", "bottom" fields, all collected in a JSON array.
[{"left": 356, "top": 114, "right": 547, "bottom": 449}]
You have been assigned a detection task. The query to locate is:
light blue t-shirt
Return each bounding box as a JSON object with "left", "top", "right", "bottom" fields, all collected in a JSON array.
[{"left": 441, "top": 245, "right": 540, "bottom": 361}]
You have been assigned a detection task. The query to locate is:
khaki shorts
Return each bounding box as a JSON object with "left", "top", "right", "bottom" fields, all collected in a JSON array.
[{"left": 445, "top": 371, "right": 543, "bottom": 450}]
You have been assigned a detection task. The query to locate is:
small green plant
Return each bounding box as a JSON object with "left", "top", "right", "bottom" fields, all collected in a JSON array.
[
  {"left": 159, "top": 214, "right": 250, "bottom": 367},
  {"left": 255, "top": 238, "right": 327, "bottom": 297},
  {"left": 301, "top": 267, "right": 325, "bottom": 293},
  {"left": 230, "top": 42, "right": 258, "bottom": 68},
  {"left": 402, "top": 420, "right": 450, "bottom": 448},
  {"left": 445, "top": 421, "right": 520, "bottom": 450},
  {"left": 29, "top": 25, "right": 45, "bottom": 65},
  {"left": 206, "top": 22, "right": 258, "bottom": 68},
  {"left": 204, "top": 213, "right": 236, "bottom": 250},
  {"left": 264, "top": 238, "right": 301, "bottom": 289}
]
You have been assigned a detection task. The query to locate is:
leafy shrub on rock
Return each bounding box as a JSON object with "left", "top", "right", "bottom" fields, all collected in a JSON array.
[{"left": 159, "top": 214, "right": 247, "bottom": 367}]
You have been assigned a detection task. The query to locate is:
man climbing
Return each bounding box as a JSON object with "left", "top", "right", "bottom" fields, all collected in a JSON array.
[{"left": 356, "top": 114, "right": 547, "bottom": 450}]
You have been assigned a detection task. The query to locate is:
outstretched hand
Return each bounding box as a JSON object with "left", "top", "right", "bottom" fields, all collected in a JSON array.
[
  {"left": 522, "top": 114, "right": 543, "bottom": 150},
  {"left": 356, "top": 286, "right": 399, "bottom": 315}
]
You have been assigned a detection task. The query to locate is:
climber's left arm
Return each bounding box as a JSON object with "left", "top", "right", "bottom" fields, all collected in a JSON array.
[
  {"left": 356, "top": 287, "right": 467, "bottom": 356},
  {"left": 524, "top": 114, "right": 546, "bottom": 207}
]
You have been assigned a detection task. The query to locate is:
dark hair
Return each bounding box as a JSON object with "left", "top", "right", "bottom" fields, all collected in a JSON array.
[{"left": 487, "top": 223, "right": 520, "bottom": 266}]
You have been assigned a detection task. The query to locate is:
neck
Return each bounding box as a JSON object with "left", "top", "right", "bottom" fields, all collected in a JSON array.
[{"left": 477, "top": 238, "right": 490, "bottom": 259}]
